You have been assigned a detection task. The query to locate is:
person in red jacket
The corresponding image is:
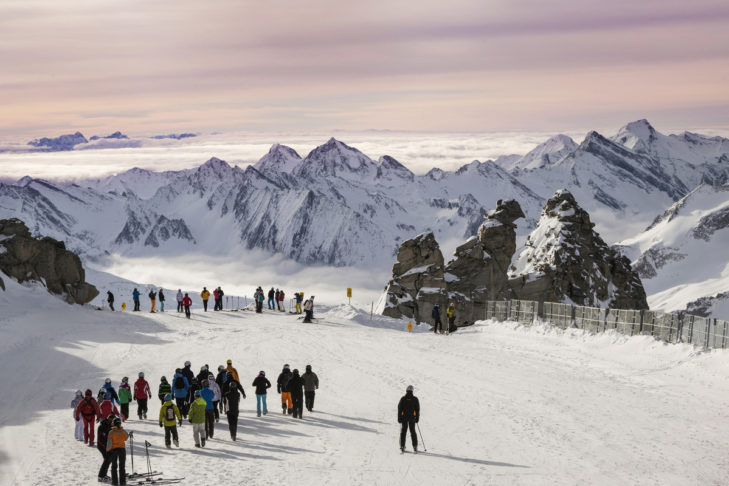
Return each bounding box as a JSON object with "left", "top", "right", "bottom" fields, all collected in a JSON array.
[
  {"left": 75, "top": 389, "right": 102, "bottom": 445},
  {"left": 182, "top": 293, "right": 192, "bottom": 319},
  {"left": 100, "top": 393, "right": 121, "bottom": 421},
  {"left": 134, "top": 371, "right": 152, "bottom": 420}
]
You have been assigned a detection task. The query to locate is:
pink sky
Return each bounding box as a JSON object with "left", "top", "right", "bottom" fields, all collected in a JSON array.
[{"left": 1, "top": 0, "right": 728, "bottom": 138}]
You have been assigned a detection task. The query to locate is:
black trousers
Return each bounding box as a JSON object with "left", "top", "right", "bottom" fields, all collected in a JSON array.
[
  {"left": 175, "top": 397, "right": 187, "bottom": 417},
  {"left": 120, "top": 403, "right": 129, "bottom": 420},
  {"left": 109, "top": 301, "right": 115, "bottom": 311},
  {"left": 184, "top": 305, "right": 190, "bottom": 318},
  {"left": 133, "top": 299, "right": 140, "bottom": 311},
  {"left": 213, "top": 400, "right": 220, "bottom": 420},
  {"left": 400, "top": 420, "right": 418, "bottom": 448},
  {"left": 305, "top": 391, "right": 316, "bottom": 411},
  {"left": 433, "top": 318, "right": 442, "bottom": 333},
  {"left": 292, "top": 393, "right": 303, "bottom": 418},
  {"left": 177, "top": 301, "right": 183, "bottom": 312},
  {"left": 109, "top": 448, "right": 126, "bottom": 484},
  {"left": 98, "top": 448, "right": 111, "bottom": 478},
  {"left": 203, "top": 300, "right": 208, "bottom": 311},
  {"left": 164, "top": 425, "right": 178, "bottom": 445},
  {"left": 205, "top": 409, "right": 215, "bottom": 438},
  {"left": 304, "top": 310, "right": 313, "bottom": 322},
  {"left": 136, "top": 398, "right": 148, "bottom": 418},
  {"left": 226, "top": 410, "right": 239, "bottom": 439}
]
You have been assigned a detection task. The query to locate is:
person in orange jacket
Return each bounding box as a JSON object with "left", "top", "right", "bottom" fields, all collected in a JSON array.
[
  {"left": 106, "top": 417, "right": 130, "bottom": 485},
  {"left": 225, "top": 359, "right": 240, "bottom": 383}
]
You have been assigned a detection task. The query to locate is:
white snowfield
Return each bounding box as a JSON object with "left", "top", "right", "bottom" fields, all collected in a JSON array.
[{"left": 1, "top": 276, "right": 728, "bottom": 486}]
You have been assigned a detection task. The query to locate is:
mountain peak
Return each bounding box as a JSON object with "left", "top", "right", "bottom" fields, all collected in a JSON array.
[
  {"left": 298, "top": 138, "right": 377, "bottom": 180},
  {"left": 254, "top": 144, "right": 302, "bottom": 173}
]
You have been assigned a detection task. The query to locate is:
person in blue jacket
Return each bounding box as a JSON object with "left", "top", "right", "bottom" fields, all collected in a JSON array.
[
  {"left": 200, "top": 380, "right": 216, "bottom": 439},
  {"left": 102, "top": 378, "right": 120, "bottom": 405},
  {"left": 171, "top": 369, "right": 190, "bottom": 418},
  {"left": 132, "top": 288, "right": 141, "bottom": 312}
]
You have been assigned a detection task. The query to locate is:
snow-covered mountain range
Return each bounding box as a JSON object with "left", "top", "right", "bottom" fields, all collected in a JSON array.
[{"left": 1, "top": 120, "right": 728, "bottom": 314}]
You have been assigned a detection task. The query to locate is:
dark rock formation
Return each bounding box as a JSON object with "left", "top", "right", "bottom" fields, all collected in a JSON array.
[
  {"left": 27, "top": 132, "right": 88, "bottom": 151},
  {"left": 381, "top": 232, "right": 448, "bottom": 323},
  {"left": 0, "top": 218, "right": 98, "bottom": 304},
  {"left": 381, "top": 192, "right": 649, "bottom": 326},
  {"left": 509, "top": 190, "right": 648, "bottom": 309}
]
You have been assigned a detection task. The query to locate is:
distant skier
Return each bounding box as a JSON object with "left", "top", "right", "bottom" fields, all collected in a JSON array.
[
  {"left": 302, "top": 365, "right": 319, "bottom": 412},
  {"left": 107, "top": 291, "right": 115, "bottom": 311},
  {"left": 289, "top": 369, "right": 304, "bottom": 419},
  {"left": 133, "top": 372, "right": 151, "bottom": 420},
  {"left": 446, "top": 302, "right": 456, "bottom": 333},
  {"left": 75, "top": 389, "right": 101, "bottom": 445},
  {"left": 278, "top": 289, "right": 285, "bottom": 311},
  {"left": 212, "top": 288, "right": 219, "bottom": 311},
  {"left": 106, "top": 417, "right": 130, "bottom": 485},
  {"left": 182, "top": 293, "right": 192, "bottom": 318},
  {"left": 217, "top": 287, "right": 225, "bottom": 310},
  {"left": 200, "top": 287, "right": 210, "bottom": 312},
  {"left": 252, "top": 370, "right": 271, "bottom": 417},
  {"left": 148, "top": 288, "right": 157, "bottom": 313},
  {"left": 398, "top": 385, "right": 420, "bottom": 453},
  {"left": 172, "top": 368, "right": 190, "bottom": 418},
  {"left": 132, "top": 288, "right": 140, "bottom": 312},
  {"left": 303, "top": 298, "right": 313, "bottom": 323},
  {"left": 96, "top": 414, "right": 113, "bottom": 483},
  {"left": 268, "top": 287, "right": 275, "bottom": 309},
  {"left": 200, "top": 380, "right": 216, "bottom": 439},
  {"left": 277, "top": 364, "right": 293, "bottom": 415},
  {"left": 255, "top": 287, "right": 264, "bottom": 313},
  {"left": 295, "top": 292, "right": 303, "bottom": 314},
  {"left": 158, "top": 376, "right": 171, "bottom": 404},
  {"left": 188, "top": 390, "right": 207, "bottom": 447},
  {"left": 71, "top": 390, "right": 84, "bottom": 441},
  {"left": 222, "top": 371, "right": 246, "bottom": 441},
  {"left": 432, "top": 304, "right": 442, "bottom": 334},
  {"left": 118, "top": 377, "right": 132, "bottom": 421},
  {"left": 159, "top": 394, "right": 181, "bottom": 448},
  {"left": 158, "top": 288, "right": 165, "bottom": 312},
  {"left": 176, "top": 289, "right": 184, "bottom": 312}
]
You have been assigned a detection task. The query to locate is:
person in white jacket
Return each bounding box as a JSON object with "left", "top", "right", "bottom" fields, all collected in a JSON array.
[
  {"left": 71, "top": 390, "right": 84, "bottom": 441},
  {"left": 176, "top": 289, "right": 184, "bottom": 313},
  {"left": 207, "top": 373, "right": 222, "bottom": 422}
]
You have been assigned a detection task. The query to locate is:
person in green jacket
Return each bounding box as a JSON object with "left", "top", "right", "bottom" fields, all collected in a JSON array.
[
  {"left": 188, "top": 390, "right": 207, "bottom": 447},
  {"left": 118, "top": 377, "right": 133, "bottom": 421},
  {"left": 159, "top": 394, "right": 181, "bottom": 448},
  {"left": 158, "top": 377, "right": 171, "bottom": 404}
]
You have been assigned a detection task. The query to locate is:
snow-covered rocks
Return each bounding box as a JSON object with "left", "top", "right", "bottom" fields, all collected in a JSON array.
[
  {"left": 27, "top": 131, "right": 88, "bottom": 151},
  {"left": 0, "top": 218, "right": 98, "bottom": 304},
  {"left": 510, "top": 190, "right": 648, "bottom": 309}
]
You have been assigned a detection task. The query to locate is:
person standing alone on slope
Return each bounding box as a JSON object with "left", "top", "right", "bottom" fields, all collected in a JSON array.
[
  {"left": 432, "top": 304, "right": 442, "bottom": 334},
  {"left": 132, "top": 288, "right": 140, "bottom": 312},
  {"left": 398, "top": 385, "right": 420, "bottom": 453},
  {"left": 200, "top": 287, "right": 210, "bottom": 312},
  {"left": 107, "top": 291, "right": 115, "bottom": 311},
  {"left": 176, "top": 289, "right": 184, "bottom": 312}
]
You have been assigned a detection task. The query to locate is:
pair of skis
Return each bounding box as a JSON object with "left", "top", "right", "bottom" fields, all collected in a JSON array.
[{"left": 126, "top": 438, "right": 185, "bottom": 484}]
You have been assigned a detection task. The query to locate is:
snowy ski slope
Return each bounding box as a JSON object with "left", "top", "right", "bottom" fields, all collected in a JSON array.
[{"left": 1, "top": 275, "right": 728, "bottom": 485}]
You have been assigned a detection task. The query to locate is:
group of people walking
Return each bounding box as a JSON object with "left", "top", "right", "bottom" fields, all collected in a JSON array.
[{"left": 73, "top": 359, "right": 321, "bottom": 483}]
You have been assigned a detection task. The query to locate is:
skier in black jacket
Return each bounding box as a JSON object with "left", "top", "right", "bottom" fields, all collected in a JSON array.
[
  {"left": 397, "top": 385, "right": 420, "bottom": 452},
  {"left": 431, "top": 304, "right": 442, "bottom": 334},
  {"left": 222, "top": 372, "right": 246, "bottom": 440},
  {"left": 215, "top": 365, "right": 227, "bottom": 413},
  {"left": 106, "top": 291, "right": 115, "bottom": 311},
  {"left": 289, "top": 369, "right": 304, "bottom": 419},
  {"left": 277, "top": 364, "right": 293, "bottom": 415}
]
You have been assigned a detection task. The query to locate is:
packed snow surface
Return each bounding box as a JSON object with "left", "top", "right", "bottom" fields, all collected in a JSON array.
[{"left": 1, "top": 275, "right": 729, "bottom": 485}]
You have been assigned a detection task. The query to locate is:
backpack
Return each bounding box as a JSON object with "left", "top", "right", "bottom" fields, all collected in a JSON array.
[
  {"left": 280, "top": 372, "right": 291, "bottom": 389},
  {"left": 174, "top": 376, "right": 185, "bottom": 389},
  {"left": 80, "top": 398, "right": 96, "bottom": 416},
  {"left": 165, "top": 405, "right": 175, "bottom": 421}
]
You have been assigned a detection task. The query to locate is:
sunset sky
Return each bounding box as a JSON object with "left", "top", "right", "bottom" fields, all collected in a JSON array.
[{"left": 1, "top": 0, "right": 728, "bottom": 138}]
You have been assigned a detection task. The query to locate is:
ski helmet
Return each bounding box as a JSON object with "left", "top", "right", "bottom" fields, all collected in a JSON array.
[
  {"left": 406, "top": 385, "right": 414, "bottom": 392},
  {"left": 194, "top": 390, "right": 201, "bottom": 397},
  {"left": 184, "top": 361, "right": 191, "bottom": 367},
  {"left": 227, "top": 359, "right": 232, "bottom": 364},
  {"left": 85, "top": 389, "right": 93, "bottom": 397},
  {"left": 113, "top": 417, "right": 122, "bottom": 427},
  {"left": 208, "top": 373, "right": 215, "bottom": 381},
  {"left": 161, "top": 376, "right": 167, "bottom": 382},
  {"left": 293, "top": 369, "right": 299, "bottom": 375},
  {"left": 75, "top": 390, "right": 83, "bottom": 396},
  {"left": 105, "top": 378, "right": 111, "bottom": 384},
  {"left": 306, "top": 365, "right": 312, "bottom": 372},
  {"left": 164, "top": 393, "right": 172, "bottom": 401},
  {"left": 259, "top": 371, "right": 265, "bottom": 376},
  {"left": 122, "top": 377, "right": 128, "bottom": 383},
  {"left": 283, "top": 364, "right": 290, "bottom": 370},
  {"left": 218, "top": 365, "right": 224, "bottom": 371},
  {"left": 139, "top": 372, "right": 144, "bottom": 378}
]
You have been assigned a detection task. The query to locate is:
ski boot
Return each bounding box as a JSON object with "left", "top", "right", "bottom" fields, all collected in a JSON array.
[{"left": 173, "top": 439, "right": 179, "bottom": 447}]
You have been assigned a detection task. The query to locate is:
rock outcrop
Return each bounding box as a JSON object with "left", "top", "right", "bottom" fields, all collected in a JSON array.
[
  {"left": 509, "top": 190, "right": 648, "bottom": 309},
  {"left": 0, "top": 218, "right": 98, "bottom": 304},
  {"left": 381, "top": 192, "right": 649, "bottom": 326},
  {"left": 382, "top": 200, "right": 526, "bottom": 325},
  {"left": 381, "top": 232, "right": 448, "bottom": 323}
]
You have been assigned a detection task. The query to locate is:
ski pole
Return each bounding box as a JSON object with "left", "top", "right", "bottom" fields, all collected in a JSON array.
[
  {"left": 145, "top": 440, "right": 152, "bottom": 475},
  {"left": 416, "top": 423, "right": 427, "bottom": 452},
  {"left": 130, "top": 431, "right": 134, "bottom": 474}
]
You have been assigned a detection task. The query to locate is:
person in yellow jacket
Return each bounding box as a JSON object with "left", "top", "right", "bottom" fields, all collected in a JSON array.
[
  {"left": 200, "top": 287, "right": 210, "bottom": 312},
  {"left": 226, "top": 359, "right": 240, "bottom": 383},
  {"left": 446, "top": 302, "right": 456, "bottom": 333},
  {"left": 106, "top": 417, "right": 130, "bottom": 485},
  {"left": 159, "top": 393, "right": 181, "bottom": 448}
]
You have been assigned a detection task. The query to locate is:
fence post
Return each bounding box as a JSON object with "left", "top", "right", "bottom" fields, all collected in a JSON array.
[
  {"left": 706, "top": 319, "right": 712, "bottom": 350},
  {"left": 723, "top": 321, "right": 728, "bottom": 349}
]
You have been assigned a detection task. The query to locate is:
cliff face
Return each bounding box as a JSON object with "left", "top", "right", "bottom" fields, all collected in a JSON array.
[
  {"left": 382, "top": 193, "right": 648, "bottom": 326},
  {"left": 0, "top": 218, "right": 98, "bottom": 305}
]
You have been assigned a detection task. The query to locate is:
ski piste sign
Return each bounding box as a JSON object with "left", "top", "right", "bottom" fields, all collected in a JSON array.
[{"left": 347, "top": 288, "right": 352, "bottom": 298}]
